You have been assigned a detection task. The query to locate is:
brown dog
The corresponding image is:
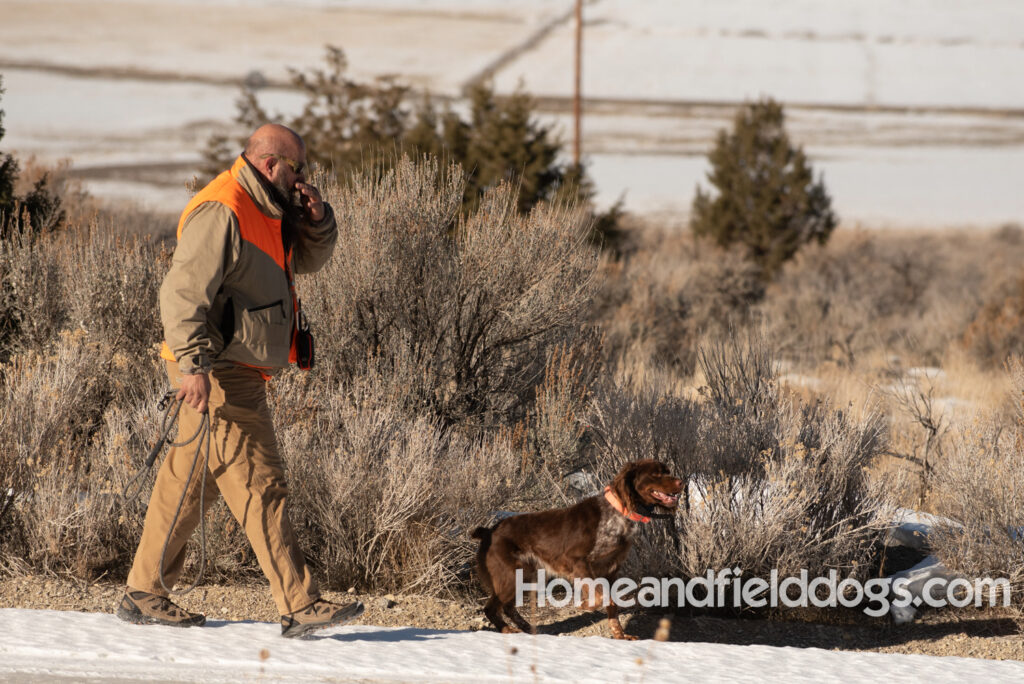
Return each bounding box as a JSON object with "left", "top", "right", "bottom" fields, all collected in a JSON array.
[{"left": 471, "top": 459, "right": 683, "bottom": 639}]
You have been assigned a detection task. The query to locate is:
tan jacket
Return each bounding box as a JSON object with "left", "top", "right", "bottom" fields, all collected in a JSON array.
[{"left": 159, "top": 156, "right": 337, "bottom": 375}]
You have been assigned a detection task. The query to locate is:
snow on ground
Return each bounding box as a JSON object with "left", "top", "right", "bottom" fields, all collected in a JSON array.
[
  {"left": 584, "top": 144, "right": 1024, "bottom": 226},
  {"left": 494, "top": 0, "right": 1024, "bottom": 109},
  {"left": 2, "top": 0, "right": 1022, "bottom": 225},
  {"left": 888, "top": 508, "right": 953, "bottom": 548},
  {"left": 3, "top": 608, "right": 1024, "bottom": 683},
  {"left": 0, "top": 0, "right": 551, "bottom": 91}
]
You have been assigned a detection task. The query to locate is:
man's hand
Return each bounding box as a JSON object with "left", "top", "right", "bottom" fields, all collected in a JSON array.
[
  {"left": 294, "top": 181, "right": 325, "bottom": 223},
  {"left": 177, "top": 372, "right": 211, "bottom": 414}
]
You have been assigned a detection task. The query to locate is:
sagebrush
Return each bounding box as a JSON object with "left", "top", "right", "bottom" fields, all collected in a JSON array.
[{"left": 3, "top": 152, "right": 1008, "bottom": 616}]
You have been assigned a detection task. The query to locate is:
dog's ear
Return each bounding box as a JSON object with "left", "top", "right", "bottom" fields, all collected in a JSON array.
[{"left": 611, "top": 463, "right": 639, "bottom": 514}]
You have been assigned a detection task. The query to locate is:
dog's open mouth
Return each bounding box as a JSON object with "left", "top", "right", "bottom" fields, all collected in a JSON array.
[{"left": 651, "top": 490, "right": 680, "bottom": 507}]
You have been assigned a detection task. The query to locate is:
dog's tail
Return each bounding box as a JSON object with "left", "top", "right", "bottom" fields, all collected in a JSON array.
[
  {"left": 470, "top": 526, "right": 494, "bottom": 558},
  {"left": 470, "top": 526, "right": 495, "bottom": 594}
]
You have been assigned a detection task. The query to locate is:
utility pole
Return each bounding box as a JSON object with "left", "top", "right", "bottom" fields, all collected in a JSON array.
[{"left": 573, "top": 0, "right": 583, "bottom": 167}]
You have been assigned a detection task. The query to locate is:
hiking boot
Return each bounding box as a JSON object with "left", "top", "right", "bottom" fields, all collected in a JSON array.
[
  {"left": 280, "top": 598, "right": 364, "bottom": 639},
  {"left": 116, "top": 589, "right": 206, "bottom": 628}
]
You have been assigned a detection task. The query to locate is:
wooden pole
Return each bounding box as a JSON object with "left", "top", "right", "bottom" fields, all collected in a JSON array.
[{"left": 573, "top": 0, "right": 583, "bottom": 167}]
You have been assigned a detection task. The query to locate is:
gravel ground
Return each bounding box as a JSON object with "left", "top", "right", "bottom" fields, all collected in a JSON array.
[{"left": 1, "top": 575, "right": 1021, "bottom": 661}]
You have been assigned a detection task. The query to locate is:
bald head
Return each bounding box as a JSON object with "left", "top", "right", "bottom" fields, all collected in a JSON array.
[
  {"left": 245, "top": 123, "right": 305, "bottom": 161},
  {"left": 244, "top": 123, "right": 309, "bottom": 197}
]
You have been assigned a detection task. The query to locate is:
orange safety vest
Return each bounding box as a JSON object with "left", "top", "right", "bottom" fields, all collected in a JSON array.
[{"left": 160, "top": 157, "right": 300, "bottom": 373}]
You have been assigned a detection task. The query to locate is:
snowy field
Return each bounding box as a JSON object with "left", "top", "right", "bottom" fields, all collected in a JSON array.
[
  {"left": 3, "top": 608, "right": 1024, "bottom": 683},
  {"left": 1, "top": 0, "right": 1023, "bottom": 224},
  {"left": 493, "top": 0, "right": 1024, "bottom": 109}
]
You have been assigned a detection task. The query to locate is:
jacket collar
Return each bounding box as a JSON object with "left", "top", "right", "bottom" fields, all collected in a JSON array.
[
  {"left": 233, "top": 154, "right": 288, "bottom": 220},
  {"left": 603, "top": 486, "right": 651, "bottom": 524}
]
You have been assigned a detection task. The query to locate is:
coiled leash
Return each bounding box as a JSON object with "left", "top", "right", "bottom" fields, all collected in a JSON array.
[{"left": 122, "top": 390, "right": 211, "bottom": 597}]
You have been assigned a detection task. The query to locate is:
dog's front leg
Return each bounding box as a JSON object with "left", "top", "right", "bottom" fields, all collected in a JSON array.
[
  {"left": 605, "top": 603, "right": 638, "bottom": 640},
  {"left": 503, "top": 605, "right": 537, "bottom": 635},
  {"left": 577, "top": 580, "right": 608, "bottom": 612}
]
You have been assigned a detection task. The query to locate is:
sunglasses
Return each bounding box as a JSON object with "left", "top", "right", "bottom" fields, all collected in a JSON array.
[{"left": 260, "top": 153, "right": 305, "bottom": 175}]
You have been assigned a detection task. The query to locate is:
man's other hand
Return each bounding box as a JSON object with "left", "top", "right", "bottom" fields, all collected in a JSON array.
[{"left": 177, "top": 372, "right": 211, "bottom": 414}]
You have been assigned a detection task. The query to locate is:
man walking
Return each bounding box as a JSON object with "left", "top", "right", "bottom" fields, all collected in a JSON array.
[{"left": 117, "top": 124, "right": 362, "bottom": 638}]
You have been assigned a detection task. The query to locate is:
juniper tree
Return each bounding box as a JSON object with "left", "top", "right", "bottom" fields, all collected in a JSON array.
[
  {"left": 0, "top": 76, "right": 65, "bottom": 240},
  {"left": 0, "top": 76, "right": 17, "bottom": 229},
  {"left": 202, "top": 48, "right": 621, "bottom": 249},
  {"left": 691, "top": 99, "right": 836, "bottom": 278}
]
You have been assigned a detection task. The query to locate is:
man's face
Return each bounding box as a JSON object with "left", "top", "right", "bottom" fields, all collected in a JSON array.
[{"left": 265, "top": 149, "right": 307, "bottom": 201}]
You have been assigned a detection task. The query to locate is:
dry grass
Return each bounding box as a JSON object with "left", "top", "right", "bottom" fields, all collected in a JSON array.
[
  {"left": 587, "top": 332, "right": 895, "bottom": 584},
  {"left": 928, "top": 359, "right": 1024, "bottom": 624},
  {"left": 13, "top": 156, "right": 97, "bottom": 227},
  {"left": 0, "top": 228, "right": 65, "bottom": 360},
  {"left": 600, "top": 221, "right": 1024, "bottom": 506},
  {"left": 2, "top": 158, "right": 1021, "bottom": 611},
  {"left": 298, "top": 158, "right": 598, "bottom": 430},
  {"left": 0, "top": 331, "right": 163, "bottom": 577},
  {"left": 276, "top": 376, "right": 540, "bottom": 595}
]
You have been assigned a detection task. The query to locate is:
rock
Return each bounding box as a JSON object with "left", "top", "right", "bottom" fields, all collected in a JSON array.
[{"left": 888, "top": 554, "right": 963, "bottom": 625}]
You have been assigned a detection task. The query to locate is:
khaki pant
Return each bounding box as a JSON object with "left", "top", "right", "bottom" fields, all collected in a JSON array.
[{"left": 127, "top": 360, "right": 318, "bottom": 615}]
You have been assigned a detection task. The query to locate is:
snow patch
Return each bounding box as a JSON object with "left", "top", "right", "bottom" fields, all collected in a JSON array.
[{"left": 3, "top": 608, "right": 1024, "bottom": 682}]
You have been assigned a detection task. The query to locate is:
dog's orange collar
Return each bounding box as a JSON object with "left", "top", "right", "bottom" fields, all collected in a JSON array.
[{"left": 603, "top": 486, "right": 651, "bottom": 523}]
